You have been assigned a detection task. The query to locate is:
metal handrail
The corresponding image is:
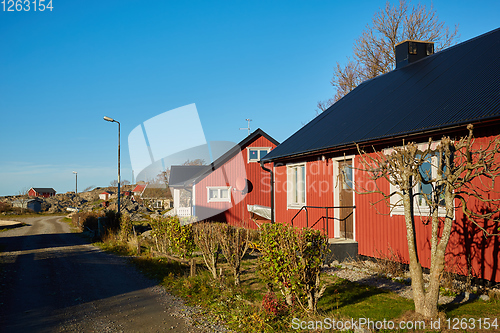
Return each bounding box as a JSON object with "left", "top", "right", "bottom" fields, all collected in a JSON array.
[{"left": 291, "top": 205, "right": 355, "bottom": 238}]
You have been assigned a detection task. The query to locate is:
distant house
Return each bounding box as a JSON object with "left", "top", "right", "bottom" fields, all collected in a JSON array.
[
  {"left": 168, "top": 128, "right": 279, "bottom": 227},
  {"left": 12, "top": 198, "right": 42, "bottom": 213},
  {"left": 132, "top": 184, "right": 147, "bottom": 197},
  {"left": 141, "top": 185, "right": 173, "bottom": 209},
  {"left": 262, "top": 28, "right": 500, "bottom": 282},
  {"left": 99, "top": 191, "right": 112, "bottom": 200},
  {"left": 131, "top": 183, "right": 171, "bottom": 209},
  {"left": 28, "top": 187, "right": 56, "bottom": 198}
]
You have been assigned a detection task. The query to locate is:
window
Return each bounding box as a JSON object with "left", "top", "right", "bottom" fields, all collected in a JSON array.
[
  {"left": 389, "top": 150, "right": 448, "bottom": 216},
  {"left": 287, "top": 164, "right": 306, "bottom": 208},
  {"left": 248, "top": 147, "right": 271, "bottom": 163},
  {"left": 207, "top": 186, "right": 231, "bottom": 203},
  {"left": 341, "top": 163, "right": 354, "bottom": 190}
]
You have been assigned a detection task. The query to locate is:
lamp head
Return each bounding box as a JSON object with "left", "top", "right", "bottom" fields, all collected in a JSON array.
[{"left": 103, "top": 116, "right": 114, "bottom": 122}]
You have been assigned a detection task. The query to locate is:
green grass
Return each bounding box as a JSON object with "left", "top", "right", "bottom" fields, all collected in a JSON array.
[
  {"left": 0, "top": 212, "right": 65, "bottom": 219},
  {"left": 318, "top": 277, "right": 414, "bottom": 321},
  {"left": 93, "top": 237, "right": 500, "bottom": 332},
  {"left": 441, "top": 297, "right": 500, "bottom": 319},
  {"left": 94, "top": 240, "right": 136, "bottom": 256}
]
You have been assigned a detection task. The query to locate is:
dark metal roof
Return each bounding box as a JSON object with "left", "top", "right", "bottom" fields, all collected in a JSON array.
[
  {"left": 168, "top": 166, "right": 207, "bottom": 188},
  {"left": 263, "top": 27, "right": 500, "bottom": 162},
  {"left": 31, "top": 187, "right": 56, "bottom": 193}
]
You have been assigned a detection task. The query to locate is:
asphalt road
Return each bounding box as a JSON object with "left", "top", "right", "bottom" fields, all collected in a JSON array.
[{"left": 0, "top": 216, "right": 194, "bottom": 333}]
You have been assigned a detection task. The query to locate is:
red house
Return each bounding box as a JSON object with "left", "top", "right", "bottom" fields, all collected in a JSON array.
[
  {"left": 28, "top": 187, "right": 56, "bottom": 198},
  {"left": 99, "top": 191, "right": 112, "bottom": 200},
  {"left": 168, "top": 128, "right": 279, "bottom": 228},
  {"left": 132, "top": 184, "right": 147, "bottom": 197},
  {"left": 262, "top": 28, "right": 500, "bottom": 282}
]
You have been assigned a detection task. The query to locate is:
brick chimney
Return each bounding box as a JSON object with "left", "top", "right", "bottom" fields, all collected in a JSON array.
[{"left": 395, "top": 40, "right": 434, "bottom": 69}]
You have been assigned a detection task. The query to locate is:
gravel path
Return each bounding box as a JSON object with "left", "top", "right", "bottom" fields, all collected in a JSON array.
[
  {"left": 324, "top": 261, "right": 490, "bottom": 305},
  {"left": 0, "top": 216, "right": 230, "bottom": 333}
]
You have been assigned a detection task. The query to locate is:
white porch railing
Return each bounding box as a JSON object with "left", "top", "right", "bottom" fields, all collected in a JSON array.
[{"left": 176, "top": 207, "right": 193, "bottom": 217}]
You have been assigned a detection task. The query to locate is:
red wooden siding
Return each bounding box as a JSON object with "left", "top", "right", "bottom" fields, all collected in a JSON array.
[
  {"left": 274, "top": 158, "right": 335, "bottom": 237},
  {"left": 194, "top": 135, "right": 276, "bottom": 228},
  {"left": 274, "top": 131, "right": 500, "bottom": 282}
]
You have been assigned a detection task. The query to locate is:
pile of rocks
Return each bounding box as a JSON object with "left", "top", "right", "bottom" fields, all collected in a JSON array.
[{"left": 1, "top": 186, "right": 161, "bottom": 221}]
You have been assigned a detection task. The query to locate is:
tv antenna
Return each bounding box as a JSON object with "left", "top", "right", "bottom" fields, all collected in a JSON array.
[{"left": 239, "top": 118, "right": 252, "bottom": 135}]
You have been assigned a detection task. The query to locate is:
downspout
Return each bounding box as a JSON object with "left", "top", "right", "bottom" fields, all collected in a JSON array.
[{"left": 260, "top": 160, "right": 274, "bottom": 223}]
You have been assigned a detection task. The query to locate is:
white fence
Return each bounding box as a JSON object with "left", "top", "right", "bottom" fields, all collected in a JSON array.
[{"left": 176, "top": 207, "right": 192, "bottom": 217}]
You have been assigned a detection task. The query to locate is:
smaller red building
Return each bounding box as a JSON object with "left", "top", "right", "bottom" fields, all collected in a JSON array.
[
  {"left": 28, "top": 187, "right": 56, "bottom": 198},
  {"left": 99, "top": 192, "right": 112, "bottom": 200},
  {"left": 168, "top": 128, "right": 279, "bottom": 228}
]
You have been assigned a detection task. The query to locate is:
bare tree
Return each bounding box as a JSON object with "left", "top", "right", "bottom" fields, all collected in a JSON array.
[
  {"left": 182, "top": 159, "right": 205, "bottom": 166},
  {"left": 355, "top": 124, "right": 500, "bottom": 318},
  {"left": 110, "top": 179, "right": 130, "bottom": 187},
  {"left": 156, "top": 169, "right": 170, "bottom": 187},
  {"left": 318, "top": 0, "right": 459, "bottom": 112},
  {"left": 16, "top": 188, "right": 30, "bottom": 213}
]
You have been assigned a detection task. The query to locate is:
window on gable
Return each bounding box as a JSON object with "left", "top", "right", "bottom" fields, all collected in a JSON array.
[
  {"left": 248, "top": 148, "right": 271, "bottom": 163},
  {"left": 287, "top": 164, "right": 306, "bottom": 208},
  {"left": 207, "top": 187, "right": 231, "bottom": 203}
]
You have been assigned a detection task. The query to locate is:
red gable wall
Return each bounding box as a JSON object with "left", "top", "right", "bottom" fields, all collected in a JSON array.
[{"left": 194, "top": 135, "right": 276, "bottom": 228}]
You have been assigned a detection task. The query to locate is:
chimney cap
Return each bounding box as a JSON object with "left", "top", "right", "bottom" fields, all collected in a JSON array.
[
  {"left": 395, "top": 39, "right": 435, "bottom": 47},
  {"left": 395, "top": 40, "right": 435, "bottom": 69}
]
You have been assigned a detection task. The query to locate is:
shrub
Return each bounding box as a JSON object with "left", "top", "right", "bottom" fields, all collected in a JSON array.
[
  {"left": 261, "top": 291, "right": 288, "bottom": 317},
  {"left": 72, "top": 211, "right": 102, "bottom": 231},
  {"left": 104, "top": 210, "right": 121, "bottom": 232},
  {"left": 259, "top": 223, "right": 329, "bottom": 312},
  {"left": 0, "top": 202, "right": 12, "bottom": 213},
  {"left": 119, "top": 213, "right": 133, "bottom": 241},
  {"left": 192, "top": 222, "right": 222, "bottom": 280},
  {"left": 217, "top": 224, "right": 250, "bottom": 286},
  {"left": 150, "top": 216, "right": 194, "bottom": 258}
]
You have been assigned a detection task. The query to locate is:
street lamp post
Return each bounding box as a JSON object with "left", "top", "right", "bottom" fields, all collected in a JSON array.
[
  {"left": 72, "top": 171, "right": 77, "bottom": 195},
  {"left": 103, "top": 116, "right": 121, "bottom": 214}
]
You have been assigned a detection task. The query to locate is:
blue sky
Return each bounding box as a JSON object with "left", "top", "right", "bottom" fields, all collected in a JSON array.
[{"left": 0, "top": 0, "right": 499, "bottom": 196}]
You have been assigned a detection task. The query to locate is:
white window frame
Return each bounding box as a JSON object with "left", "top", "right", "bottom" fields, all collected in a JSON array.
[
  {"left": 287, "top": 163, "right": 306, "bottom": 209},
  {"left": 387, "top": 143, "right": 449, "bottom": 217},
  {"left": 207, "top": 186, "right": 231, "bottom": 203},
  {"left": 247, "top": 147, "right": 271, "bottom": 163}
]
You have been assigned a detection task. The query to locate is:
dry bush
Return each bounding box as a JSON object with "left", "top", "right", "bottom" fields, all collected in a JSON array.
[
  {"left": 192, "top": 222, "right": 222, "bottom": 280},
  {"left": 0, "top": 202, "right": 23, "bottom": 214},
  {"left": 72, "top": 211, "right": 102, "bottom": 232},
  {"left": 217, "top": 224, "right": 250, "bottom": 286},
  {"left": 374, "top": 246, "right": 408, "bottom": 278},
  {"left": 0, "top": 202, "right": 12, "bottom": 213}
]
